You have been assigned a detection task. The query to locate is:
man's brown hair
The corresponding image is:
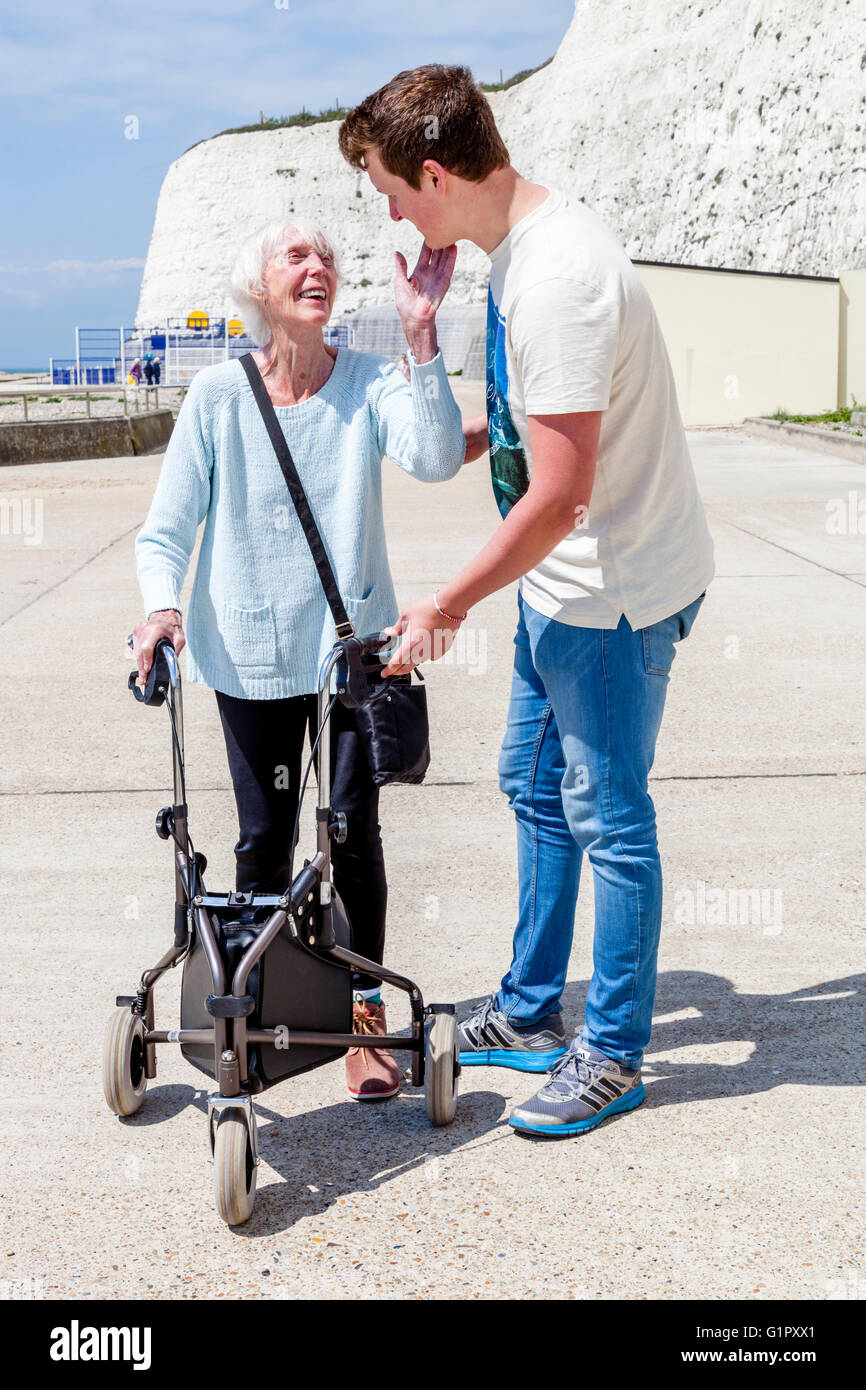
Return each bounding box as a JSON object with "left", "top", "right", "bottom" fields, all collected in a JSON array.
[{"left": 338, "top": 64, "right": 510, "bottom": 189}]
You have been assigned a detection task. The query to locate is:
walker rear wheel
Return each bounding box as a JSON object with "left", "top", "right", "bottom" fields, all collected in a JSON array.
[
  {"left": 213, "top": 1108, "right": 257, "bottom": 1226},
  {"left": 425, "top": 1012, "right": 459, "bottom": 1126},
  {"left": 103, "top": 1007, "right": 147, "bottom": 1116}
]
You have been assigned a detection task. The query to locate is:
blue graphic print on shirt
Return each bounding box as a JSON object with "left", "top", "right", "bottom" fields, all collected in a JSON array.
[{"left": 486, "top": 285, "right": 530, "bottom": 518}]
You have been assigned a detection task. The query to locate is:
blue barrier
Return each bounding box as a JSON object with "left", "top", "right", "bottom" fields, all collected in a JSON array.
[
  {"left": 51, "top": 361, "right": 118, "bottom": 386},
  {"left": 51, "top": 322, "right": 353, "bottom": 387}
]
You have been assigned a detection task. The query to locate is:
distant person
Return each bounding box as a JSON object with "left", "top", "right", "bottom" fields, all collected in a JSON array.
[
  {"left": 152, "top": 356, "right": 161, "bottom": 386},
  {"left": 131, "top": 219, "right": 467, "bottom": 1102},
  {"left": 130, "top": 358, "right": 142, "bottom": 386},
  {"left": 143, "top": 355, "right": 155, "bottom": 387},
  {"left": 340, "top": 66, "right": 714, "bottom": 1137}
]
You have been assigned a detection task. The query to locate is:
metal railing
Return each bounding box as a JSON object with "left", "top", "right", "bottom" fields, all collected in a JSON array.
[{"left": 0, "top": 386, "right": 188, "bottom": 421}]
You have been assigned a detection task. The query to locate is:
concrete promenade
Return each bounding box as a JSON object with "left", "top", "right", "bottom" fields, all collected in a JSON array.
[{"left": 0, "top": 383, "right": 863, "bottom": 1300}]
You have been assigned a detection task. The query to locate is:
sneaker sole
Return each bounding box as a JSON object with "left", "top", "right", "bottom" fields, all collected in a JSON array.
[
  {"left": 348, "top": 1084, "right": 400, "bottom": 1101},
  {"left": 509, "top": 1082, "right": 646, "bottom": 1135},
  {"left": 458, "top": 1045, "right": 568, "bottom": 1073}
]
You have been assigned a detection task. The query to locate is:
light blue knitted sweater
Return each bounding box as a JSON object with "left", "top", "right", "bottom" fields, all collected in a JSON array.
[{"left": 135, "top": 348, "right": 465, "bottom": 699}]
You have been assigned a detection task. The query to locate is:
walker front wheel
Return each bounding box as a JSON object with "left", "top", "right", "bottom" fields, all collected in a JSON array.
[
  {"left": 213, "top": 1108, "right": 257, "bottom": 1226},
  {"left": 425, "top": 1012, "right": 459, "bottom": 1126},
  {"left": 103, "top": 1007, "right": 147, "bottom": 1116}
]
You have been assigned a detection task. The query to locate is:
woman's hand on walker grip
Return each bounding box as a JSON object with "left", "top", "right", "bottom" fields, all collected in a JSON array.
[{"left": 131, "top": 610, "right": 186, "bottom": 686}]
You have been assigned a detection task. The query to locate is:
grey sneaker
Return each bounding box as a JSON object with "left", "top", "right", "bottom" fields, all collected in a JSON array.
[
  {"left": 458, "top": 996, "right": 568, "bottom": 1072},
  {"left": 509, "top": 1040, "right": 645, "bottom": 1136}
]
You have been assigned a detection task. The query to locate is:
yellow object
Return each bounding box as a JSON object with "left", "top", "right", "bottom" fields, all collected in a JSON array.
[
  {"left": 227, "top": 317, "right": 245, "bottom": 338},
  {"left": 127, "top": 372, "right": 135, "bottom": 385},
  {"left": 186, "top": 310, "right": 209, "bottom": 331}
]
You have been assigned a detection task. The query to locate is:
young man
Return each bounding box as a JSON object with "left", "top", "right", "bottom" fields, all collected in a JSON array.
[{"left": 339, "top": 66, "right": 714, "bottom": 1137}]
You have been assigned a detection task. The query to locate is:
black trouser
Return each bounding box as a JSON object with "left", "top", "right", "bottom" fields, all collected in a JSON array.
[{"left": 215, "top": 690, "right": 386, "bottom": 990}]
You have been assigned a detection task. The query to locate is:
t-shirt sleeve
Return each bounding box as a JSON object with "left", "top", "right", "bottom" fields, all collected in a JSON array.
[{"left": 509, "top": 276, "right": 620, "bottom": 415}]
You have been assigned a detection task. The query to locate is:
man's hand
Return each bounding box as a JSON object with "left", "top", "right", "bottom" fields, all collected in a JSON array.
[
  {"left": 131, "top": 609, "right": 185, "bottom": 685},
  {"left": 462, "top": 413, "right": 489, "bottom": 463},
  {"left": 381, "top": 595, "right": 461, "bottom": 676}
]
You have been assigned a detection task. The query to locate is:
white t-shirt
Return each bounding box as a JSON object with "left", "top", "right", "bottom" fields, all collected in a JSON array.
[{"left": 486, "top": 186, "right": 714, "bottom": 629}]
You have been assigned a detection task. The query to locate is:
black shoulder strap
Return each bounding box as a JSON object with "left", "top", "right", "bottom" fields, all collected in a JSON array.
[{"left": 238, "top": 352, "right": 353, "bottom": 638}]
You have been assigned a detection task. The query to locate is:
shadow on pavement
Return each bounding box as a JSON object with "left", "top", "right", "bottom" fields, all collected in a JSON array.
[
  {"left": 639, "top": 969, "right": 865, "bottom": 1104},
  {"left": 243, "top": 1085, "right": 508, "bottom": 1235},
  {"left": 120, "top": 1072, "right": 509, "bottom": 1236},
  {"left": 118, "top": 970, "right": 862, "bottom": 1232},
  {"left": 451, "top": 971, "right": 863, "bottom": 1105}
]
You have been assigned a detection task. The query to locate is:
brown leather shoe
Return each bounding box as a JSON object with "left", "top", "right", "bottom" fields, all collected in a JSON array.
[{"left": 346, "top": 998, "right": 400, "bottom": 1101}]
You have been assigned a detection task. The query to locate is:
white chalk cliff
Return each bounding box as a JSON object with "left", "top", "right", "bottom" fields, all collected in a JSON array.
[{"left": 136, "top": 0, "right": 865, "bottom": 328}]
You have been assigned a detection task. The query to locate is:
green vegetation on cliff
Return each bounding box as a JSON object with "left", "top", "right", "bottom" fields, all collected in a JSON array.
[{"left": 209, "top": 59, "right": 553, "bottom": 140}]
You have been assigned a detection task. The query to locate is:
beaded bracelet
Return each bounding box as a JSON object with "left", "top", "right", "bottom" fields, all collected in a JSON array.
[{"left": 433, "top": 590, "right": 467, "bottom": 624}]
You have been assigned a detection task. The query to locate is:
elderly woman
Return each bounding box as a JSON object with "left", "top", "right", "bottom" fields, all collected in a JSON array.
[{"left": 131, "top": 219, "right": 466, "bottom": 1101}]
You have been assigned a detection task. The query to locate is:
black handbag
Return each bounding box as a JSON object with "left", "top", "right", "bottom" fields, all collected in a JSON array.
[
  {"left": 239, "top": 352, "right": 430, "bottom": 786},
  {"left": 339, "top": 644, "right": 430, "bottom": 785}
]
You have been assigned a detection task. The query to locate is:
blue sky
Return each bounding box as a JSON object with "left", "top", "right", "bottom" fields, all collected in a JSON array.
[{"left": 0, "top": 0, "right": 575, "bottom": 367}]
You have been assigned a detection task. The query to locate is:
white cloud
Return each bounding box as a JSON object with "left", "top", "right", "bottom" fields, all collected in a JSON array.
[
  {"left": 0, "top": 285, "right": 40, "bottom": 306},
  {"left": 0, "top": 0, "right": 573, "bottom": 123},
  {"left": 45, "top": 258, "right": 146, "bottom": 274},
  {"left": 0, "top": 258, "right": 144, "bottom": 276}
]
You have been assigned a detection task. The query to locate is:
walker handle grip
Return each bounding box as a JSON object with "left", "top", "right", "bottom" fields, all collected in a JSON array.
[
  {"left": 356, "top": 631, "right": 396, "bottom": 656},
  {"left": 334, "top": 631, "right": 403, "bottom": 708},
  {"left": 128, "top": 637, "right": 173, "bottom": 707}
]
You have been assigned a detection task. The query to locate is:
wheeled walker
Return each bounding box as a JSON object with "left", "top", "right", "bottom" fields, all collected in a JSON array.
[{"left": 104, "top": 634, "right": 460, "bottom": 1225}]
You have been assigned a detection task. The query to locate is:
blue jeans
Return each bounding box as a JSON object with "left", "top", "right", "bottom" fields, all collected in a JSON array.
[{"left": 496, "top": 592, "right": 704, "bottom": 1069}]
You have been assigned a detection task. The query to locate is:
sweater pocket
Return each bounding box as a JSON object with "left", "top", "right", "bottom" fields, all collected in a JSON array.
[
  {"left": 343, "top": 586, "right": 375, "bottom": 639},
  {"left": 221, "top": 601, "right": 278, "bottom": 668}
]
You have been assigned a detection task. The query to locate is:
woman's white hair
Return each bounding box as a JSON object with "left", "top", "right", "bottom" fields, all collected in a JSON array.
[{"left": 229, "top": 219, "right": 341, "bottom": 346}]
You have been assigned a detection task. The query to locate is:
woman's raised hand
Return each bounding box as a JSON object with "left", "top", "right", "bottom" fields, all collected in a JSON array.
[{"left": 394, "top": 243, "right": 457, "bottom": 327}]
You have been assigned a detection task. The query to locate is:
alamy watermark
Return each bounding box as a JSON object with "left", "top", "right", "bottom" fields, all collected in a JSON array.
[
  {"left": 674, "top": 879, "right": 783, "bottom": 935},
  {"left": 50, "top": 1321, "right": 151, "bottom": 1370},
  {"left": 0, "top": 494, "right": 43, "bottom": 545},
  {"left": 362, "top": 625, "right": 488, "bottom": 676},
  {"left": 823, "top": 1271, "right": 864, "bottom": 1300},
  {"left": 826, "top": 492, "right": 866, "bottom": 535},
  {"left": 0, "top": 1274, "right": 45, "bottom": 1299}
]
